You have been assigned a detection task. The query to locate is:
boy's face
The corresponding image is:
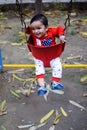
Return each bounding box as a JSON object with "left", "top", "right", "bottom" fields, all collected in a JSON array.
[{"left": 30, "top": 21, "right": 48, "bottom": 38}]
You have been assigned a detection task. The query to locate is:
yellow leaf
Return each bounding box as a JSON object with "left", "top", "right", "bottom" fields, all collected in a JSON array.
[
  {"left": 40, "top": 109, "right": 54, "bottom": 124},
  {"left": 13, "top": 74, "right": 36, "bottom": 83},
  {"left": 60, "top": 107, "right": 68, "bottom": 117},
  {"left": 11, "top": 42, "right": 22, "bottom": 46},
  {"left": 80, "top": 32, "right": 87, "bottom": 37},
  {"left": 18, "top": 31, "right": 25, "bottom": 37},
  {"left": 0, "top": 40, "right": 9, "bottom": 44},
  {"left": 0, "top": 100, "right": 7, "bottom": 112},
  {"left": 53, "top": 113, "right": 61, "bottom": 125},
  {"left": 81, "top": 19, "right": 87, "bottom": 25},
  {"left": 10, "top": 90, "right": 20, "bottom": 98},
  {"left": 80, "top": 75, "right": 87, "bottom": 84}
]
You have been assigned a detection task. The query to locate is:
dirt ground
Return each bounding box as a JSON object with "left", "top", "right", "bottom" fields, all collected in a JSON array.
[{"left": 0, "top": 9, "right": 87, "bottom": 130}]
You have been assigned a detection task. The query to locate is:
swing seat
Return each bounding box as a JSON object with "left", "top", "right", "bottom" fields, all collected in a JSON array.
[{"left": 27, "top": 42, "right": 65, "bottom": 67}]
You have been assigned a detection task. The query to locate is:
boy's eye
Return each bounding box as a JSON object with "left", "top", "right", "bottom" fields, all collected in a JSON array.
[
  {"left": 32, "top": 27, "right": 41, "bottom": 30},
  {"left": 37, "top": 27, "right": 41, "bottom": 29}
]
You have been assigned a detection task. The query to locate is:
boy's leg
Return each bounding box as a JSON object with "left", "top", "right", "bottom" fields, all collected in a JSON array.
[
  {"left": 50, "top": 57, "right": 64, "bottom": 90},
  {"left": 34, "top": 58, "right": 47, "bottom": 96}
]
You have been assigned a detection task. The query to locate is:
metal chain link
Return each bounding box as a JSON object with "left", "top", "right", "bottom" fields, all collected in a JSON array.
[
  {"left": 64, "top": 0, "right": 73, "bottom": 31},
  {"left": 16, "top": 0, "right": 26, "bottom": 29},
  {"left": 16, "top": 0, "right": 27, "bottom": 41}
]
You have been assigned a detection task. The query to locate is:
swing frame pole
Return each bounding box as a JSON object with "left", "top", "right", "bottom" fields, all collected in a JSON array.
[{"left": 3, "top": 64, "right": 87, "bottom": 68}]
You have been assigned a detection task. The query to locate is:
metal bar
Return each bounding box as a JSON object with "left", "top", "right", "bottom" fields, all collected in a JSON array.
[
  {"left": 62, "top": 64, "right": 87, "bottom": 68},
  {"left": 3, "top": 64, "right": 35, "bottom": 68},
  {"left": 3, "top": 64, "right": 87, "bottom": 68}
]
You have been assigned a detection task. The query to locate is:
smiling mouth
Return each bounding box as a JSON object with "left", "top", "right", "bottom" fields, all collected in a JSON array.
[
  {"left": 36, "top": 33, "right": 41, "bottom": 37},
  {"left": 36, "top": 33, "right": 40, "bottom": 35}
]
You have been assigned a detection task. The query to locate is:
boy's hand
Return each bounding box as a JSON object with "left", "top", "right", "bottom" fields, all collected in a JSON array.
[{"left": 59, "top": 35, "right": 66, "bottom": 43}]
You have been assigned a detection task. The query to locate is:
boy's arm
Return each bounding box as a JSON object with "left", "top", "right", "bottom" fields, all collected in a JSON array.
[
  {"left": 51, "top": 26, "right": 65, "bottom": 37},
  {"left": 56, "top": 26, "right": 65, "bottom": 36},
  {"left": 59, "top": 35, "right": 66, "bottom": 43},
  {"left": 55, "top": 26, "right": 66, "bottom": 43}
]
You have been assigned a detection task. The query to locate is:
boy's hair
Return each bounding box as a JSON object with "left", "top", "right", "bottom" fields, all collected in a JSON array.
[{"left": 30, "top": 14, "right": 48, "bottom": 27}]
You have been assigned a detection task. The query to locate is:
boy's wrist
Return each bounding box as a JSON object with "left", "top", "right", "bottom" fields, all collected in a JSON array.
[{"left": 59, "top": 34, "right": 64, "bottom": 36}]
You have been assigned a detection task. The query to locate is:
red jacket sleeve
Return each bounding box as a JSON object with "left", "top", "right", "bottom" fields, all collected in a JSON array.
[{"left": 51, "top": 26, "right": 65, "bottom": 37}]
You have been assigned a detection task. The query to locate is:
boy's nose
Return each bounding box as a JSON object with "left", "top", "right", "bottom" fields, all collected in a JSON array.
[{"left": 35, "top": 30, "right": 38, "bottom": 33}]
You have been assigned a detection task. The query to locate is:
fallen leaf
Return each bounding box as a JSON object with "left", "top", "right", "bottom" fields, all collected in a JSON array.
[
  {"left": 11, "top": 42, "right": 23, "bottom": 46},
  {"left": 40, "top": 109, "right": 54, "bottom": 124},
  {"left": 0, "top": 40, "right": 9, "bottom": 44},
  {"left": 0, "top": 24, "right": 12, "bottom": 29},
  {"left": 53, "top": 113, "right": 61, "bottom": 124},
  {"left": 18, "top": 123, "right": 34, "bottom": 129},
  {"left": 69, "top": 100, "right": 87, "bottom": 111},
  {"left": 49, "top": 125, "right": 55, "bottom": 130},
  {"left": 7, "top": 68, "right": 24, "bottom": 73},
  {"left": 0, "top": 111, "right": 7, "bottom": 116},
  {"left": 67, "top": 55, "right": 82, "bottom": 60},
  {"left": 10, "top": 89, "right": 20, "bottom": 98},
  {"left": 20, "top": 87, "right": 31, "bottom": 97},
  {"left": 80, "top": 32, "right": 87, "bottom": 37},
  {"left": 18, "top": 31, "right": 25, "bottom": 37},
  {"left": 60, "top": 107, "right": 68, "bottom": 117},
  {"left": 83, "top": 92, "right": 87, "bottom": 97},
  {"left": 81, "top": 18, "right": 87, "bottom": 25},
  {"left": 13, "top": 74, "right": 36, "bottom": 82},
  {"left": 1, "top": 125, "right": 7, "bottom": 130},
  {"left": 80, "top": 75, "right": 87, "bottom": 84},
  {"left": 0, "top": 100, "right": 7, "bottom": 112},
  {"left": 28, "top": 122, "right": 46, "bottom": 130}
]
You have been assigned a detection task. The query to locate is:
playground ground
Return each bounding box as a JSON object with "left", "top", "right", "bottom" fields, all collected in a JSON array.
[{"left": 0, "top": 9, "right": 87, "bottom": 130}]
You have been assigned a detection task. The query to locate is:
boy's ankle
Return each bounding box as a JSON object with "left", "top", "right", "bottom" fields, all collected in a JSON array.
[{"left": 51, "top": 81, "right": 59, "bottom": 87}]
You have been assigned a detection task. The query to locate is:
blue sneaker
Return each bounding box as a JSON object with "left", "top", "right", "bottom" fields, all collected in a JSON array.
[
  {"left": 51, "top": 81, "right": 64, "bottom": 90},
  {"left": 38, "top": 86, "right": 47, "bottom": 96}
]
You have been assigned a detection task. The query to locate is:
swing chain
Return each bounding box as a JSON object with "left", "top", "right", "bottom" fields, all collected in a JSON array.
[
  {"left": 16, "top": 0, "right": 26, "bottom": 29},
  {"left": 16, "top": 0, "right": 28, "bottom": 41},
  {"left": 64, "top": 0, "right": 73, "bottom": 31}
]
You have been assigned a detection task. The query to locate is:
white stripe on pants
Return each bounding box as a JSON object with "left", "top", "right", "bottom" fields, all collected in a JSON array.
[{"left": 34, "top": 57, "right": 62, "bottom": 78}]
